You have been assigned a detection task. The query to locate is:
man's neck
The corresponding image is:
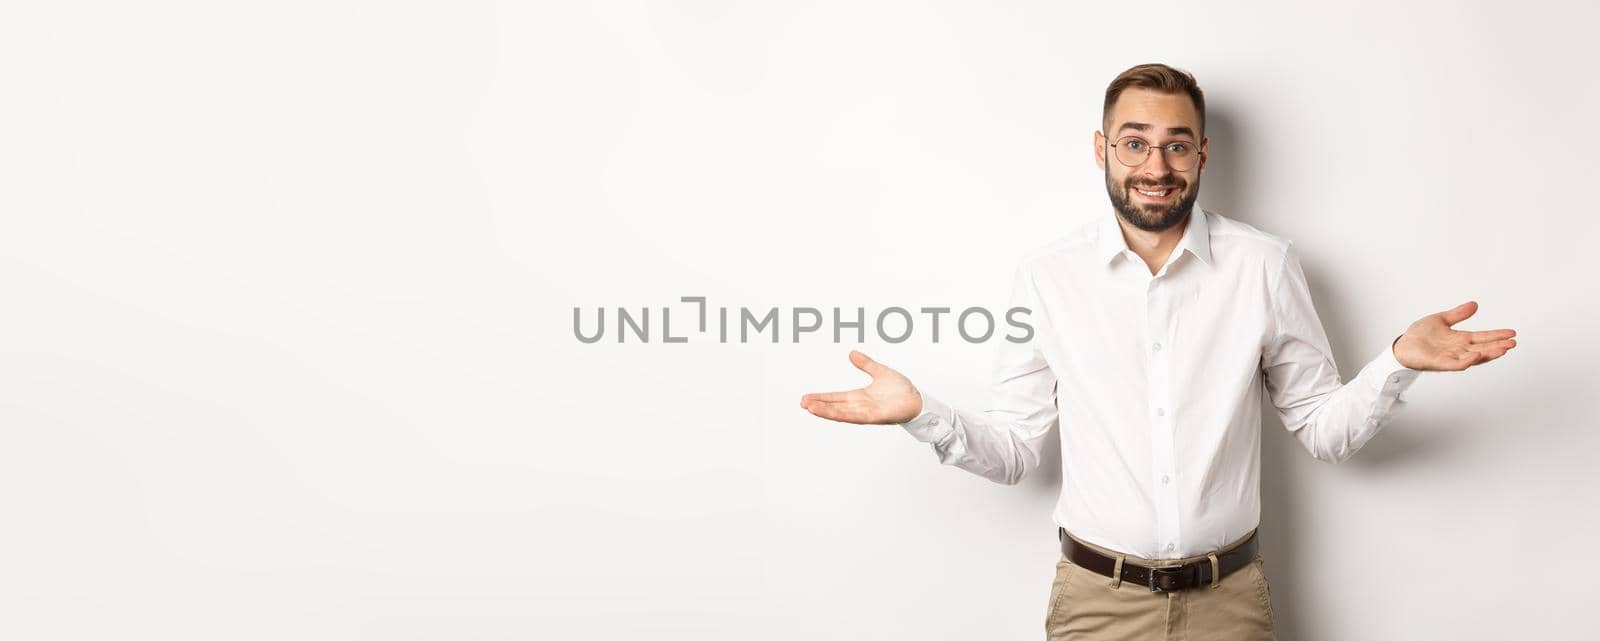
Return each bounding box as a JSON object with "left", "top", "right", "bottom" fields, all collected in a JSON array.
[{"left": 1115, "top": 210, "right": 1189, "bottom": 276}]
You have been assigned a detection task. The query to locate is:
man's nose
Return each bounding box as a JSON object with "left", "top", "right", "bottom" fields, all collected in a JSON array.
[{"left": 1140, "top": 147, "right": 1173, "bottom": 177}]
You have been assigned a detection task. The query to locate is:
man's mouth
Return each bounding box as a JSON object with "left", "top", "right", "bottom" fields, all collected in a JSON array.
[{"left": 1132, "top": 186, "right": 1177, "bottom": 201}]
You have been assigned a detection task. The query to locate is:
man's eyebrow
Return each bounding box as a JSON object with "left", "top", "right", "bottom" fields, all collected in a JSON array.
[{"left": 1114, "top": 122, "right": 1198, "bottom": 139}]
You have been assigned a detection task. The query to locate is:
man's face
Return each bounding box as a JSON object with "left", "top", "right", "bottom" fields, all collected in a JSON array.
[{"left": 1095, "top": 88, "right": 1209, "bottom": 233}]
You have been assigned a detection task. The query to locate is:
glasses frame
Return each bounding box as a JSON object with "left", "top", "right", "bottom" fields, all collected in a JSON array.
[{"left": 1104, "top": 134, "right": 1202, "bottom": 172}]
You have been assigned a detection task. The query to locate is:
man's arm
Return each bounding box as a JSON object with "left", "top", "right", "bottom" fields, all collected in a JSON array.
[
  {"left": 801, "top": 266, "right": 1059, "bottom": 485},
  {"left": 1262, "top": 240, "right": 1520, "bottom": 463},
  {"left": 898, "top": 265, "right": 1058, "bottom": 485},
  {"left": 1261, "top": 241, "right": 1421, "bottom": 464}
]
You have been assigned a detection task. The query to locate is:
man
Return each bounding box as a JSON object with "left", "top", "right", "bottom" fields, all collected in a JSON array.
[{"left": 798, "top": 63, "right": 1517, "bottom": 640}]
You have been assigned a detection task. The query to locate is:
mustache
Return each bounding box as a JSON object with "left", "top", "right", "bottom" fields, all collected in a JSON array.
[{"left": 1126, "top": 176, "right": 1186, "bottom": 190}]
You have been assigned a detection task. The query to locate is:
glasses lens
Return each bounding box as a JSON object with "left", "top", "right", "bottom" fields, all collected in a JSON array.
[
  {"left": 1114, "top": 138, "right": 1198, "bottom": 171},
  {"left": 1165, "top": 143, "right": 1196, "bottom": 171},
  {"left": 1114, "top": 137, "right": 1148, "bottom": 167}
]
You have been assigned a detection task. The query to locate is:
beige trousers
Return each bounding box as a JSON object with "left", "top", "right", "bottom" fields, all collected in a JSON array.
[{"left": 1044, "top": 530, "right": 1276, "bottom": 640}]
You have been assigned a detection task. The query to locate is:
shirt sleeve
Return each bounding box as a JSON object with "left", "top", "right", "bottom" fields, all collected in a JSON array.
[
  {"left": 1261, "top": 241, "right": 1422, "bottom": 464},
  {"left": 897, "top": 265, "right": 1060, "bottom": 485}
]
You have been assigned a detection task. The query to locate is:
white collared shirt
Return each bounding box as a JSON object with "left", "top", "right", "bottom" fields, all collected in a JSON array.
[{"left": 899, "top": 208, "right": 1421, "bottom": 560}]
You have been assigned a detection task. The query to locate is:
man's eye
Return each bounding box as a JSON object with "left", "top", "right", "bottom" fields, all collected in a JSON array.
[
  {"left": 1166, "top": 143, "right": 1192, "bottom": 155},
  {"left": 1124, "top": 140, "right": 1145, "bottom": 151}
]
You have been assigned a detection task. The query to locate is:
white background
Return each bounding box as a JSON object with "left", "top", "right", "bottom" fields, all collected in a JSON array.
[{"left": 2, "top": 1, "right": 1596, "bottom": 639}]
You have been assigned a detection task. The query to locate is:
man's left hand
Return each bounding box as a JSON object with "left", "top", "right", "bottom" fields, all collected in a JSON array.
[{"left": 1393, "top": 300, "right": 1517, "bottom": 371}]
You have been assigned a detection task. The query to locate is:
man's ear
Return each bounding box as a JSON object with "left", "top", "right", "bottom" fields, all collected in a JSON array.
[
  {"left": 1198, "top": 136, "right": 1209, "bottom": 173},
  {"left": 1094, "top": 130, "right": 1106, "bottom": 170}
]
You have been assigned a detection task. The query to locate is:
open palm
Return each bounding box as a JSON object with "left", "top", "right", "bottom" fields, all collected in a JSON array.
[
  {"left": 1394, "top": 300, "right": 1518, "bottom": 371},
  {"left": 799, "top": 350, "right": 923, "bottom": 425}
]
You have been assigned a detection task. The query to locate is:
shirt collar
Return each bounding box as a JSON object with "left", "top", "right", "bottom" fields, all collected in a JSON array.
[{"left": 1097, "top": 208, "right": 1213, "bottom": 268}]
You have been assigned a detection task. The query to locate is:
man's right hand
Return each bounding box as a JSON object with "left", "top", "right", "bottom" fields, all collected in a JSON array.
[{"left": 799, "top": 350, "right": 923, "bottom": 425}]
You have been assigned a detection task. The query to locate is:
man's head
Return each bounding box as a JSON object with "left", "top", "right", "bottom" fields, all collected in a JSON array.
[{"left": 1094, "top": 63, "right": 1208, "bottom": 233}]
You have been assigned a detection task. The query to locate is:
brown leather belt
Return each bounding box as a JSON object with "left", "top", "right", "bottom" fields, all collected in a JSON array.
[{"left": 1058, "top": 527, "right": 1258, "bottom": 593}]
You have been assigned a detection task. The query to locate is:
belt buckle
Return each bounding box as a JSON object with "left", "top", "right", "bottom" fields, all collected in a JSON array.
[{"left": 1147, "top": 565, "right": 1185, "bottom": 593}]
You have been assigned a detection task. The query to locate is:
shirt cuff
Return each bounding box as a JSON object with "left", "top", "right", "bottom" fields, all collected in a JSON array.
[
  {"left": 900, "top": 394, "right": 956, "bottom": 444},
  {"left": 1366, "top": 339, "right": 1422, "bottom": 401}
]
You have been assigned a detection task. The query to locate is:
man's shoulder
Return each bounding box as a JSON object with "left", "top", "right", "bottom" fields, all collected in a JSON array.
[
  {"left": 1011, "top": 217, "right": 1099, "bottom": 272},
  {"left": 1017, "top": 236, "right": 1082, "bottom": 265},
  {"left": 1203, "top": 209, "right": 1293, "bottom": 260}
]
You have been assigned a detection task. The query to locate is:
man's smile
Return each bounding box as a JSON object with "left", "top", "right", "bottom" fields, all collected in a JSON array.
[{"left": 1131, "top": 183, "right": 1181, "bottom": 202}]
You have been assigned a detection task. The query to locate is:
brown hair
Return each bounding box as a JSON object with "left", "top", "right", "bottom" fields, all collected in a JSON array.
[{"left": 1103, "top": 63, "right": 1205, "bottom": 137}]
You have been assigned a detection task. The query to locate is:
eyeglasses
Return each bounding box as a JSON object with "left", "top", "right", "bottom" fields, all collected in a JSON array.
[{"left": 1105, "top": 135, "right": 1200, "bottom": 171}]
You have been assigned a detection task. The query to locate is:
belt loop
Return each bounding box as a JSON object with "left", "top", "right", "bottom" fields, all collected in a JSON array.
[
  {"left": 1208, "top": 552, "right": 1221, "bottom": 589},
  {"left": 1110, "top": 554, "right": 1125, "bottom": 589}
]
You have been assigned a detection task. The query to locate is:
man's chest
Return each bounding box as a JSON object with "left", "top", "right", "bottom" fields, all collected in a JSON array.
[{"left": 1027, "top": 260, "right": 1274, "bottom": 388}]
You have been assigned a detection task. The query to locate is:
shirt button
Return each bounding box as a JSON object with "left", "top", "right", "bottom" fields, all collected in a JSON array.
[
  {"left": 1161, "top": 474, "right": 1170, "bottom": 485},
  {"left": 929, "top": 417, "right": 940, "bottom": 426},
  {"left": 1166, "top": 543, "right": 1175, "bottom": 552},
  {"left": 1153, "top": 342, "right": 1162, "bottom": 352},
  {"left": 1365, "top": 417, "right": 1378, "bottom": 427},
  {"left": 1156, "top": 408, "right": 1165, "bottom": 417}
]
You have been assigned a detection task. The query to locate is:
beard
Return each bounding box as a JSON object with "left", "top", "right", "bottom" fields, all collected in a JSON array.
[{"left": 1105, "top": 168, "right": 1200, "bottom": 233}]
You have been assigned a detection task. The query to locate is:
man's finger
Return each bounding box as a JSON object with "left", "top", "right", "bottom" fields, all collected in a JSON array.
[
  {"left": 801, "top": 390, "right": 857, "bottom": 404},
  {"left": 1439, "top": 300, "right": 1478, "bottom": 327},
  {"left": 1450, "top": 350, "right": 1486, "bottom": 368},
  {"left": 1466, "top": 339, "right": 1516, "bottom": 356},
  {"left": 1467, "top": 329, "right": 1516, "bottom": 344},
  {"left": 849, "top": 350, "right": 885, "bottom": 377},
  {"left": 804, "top": 400, "right": 871, "bottom": 424}
]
